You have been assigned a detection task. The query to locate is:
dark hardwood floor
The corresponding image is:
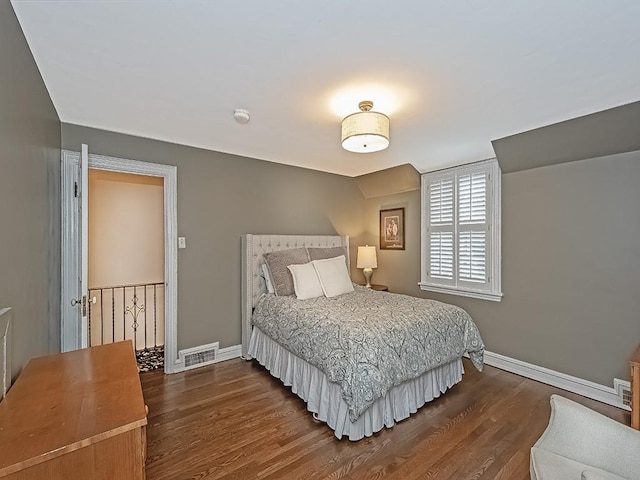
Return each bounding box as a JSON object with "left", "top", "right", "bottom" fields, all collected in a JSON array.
[{"left": 140, "top": 358, "right": 629, "bottom": 480}]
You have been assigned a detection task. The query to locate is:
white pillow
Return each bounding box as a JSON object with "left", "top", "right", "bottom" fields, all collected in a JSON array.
[
  {"left": 261, "top": 263, "right": 275, "bottom": 294},
  {"left": 312, "top": 255, "right": 354, "bottom": 298},
  {"left": 287, "top": 262, "right": 324, "bottom": 300}
]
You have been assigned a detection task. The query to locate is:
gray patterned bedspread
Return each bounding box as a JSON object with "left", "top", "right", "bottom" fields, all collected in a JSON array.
[{"left": 251, "top": 285, "right": 484, "bottom": 422}]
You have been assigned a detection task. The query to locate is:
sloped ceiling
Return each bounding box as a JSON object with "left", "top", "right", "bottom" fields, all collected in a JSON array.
[
  {"left": 11, "top": 0, "right": 640, "bottom": 176},
  {"left": 355, "top": 164, "right": 420, "bottom": 199},
  {"left": 493, "top": 100, "right": 640, "bottom": 174}
]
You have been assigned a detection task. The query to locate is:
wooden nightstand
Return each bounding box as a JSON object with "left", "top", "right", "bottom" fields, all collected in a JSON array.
[
  {"left": 631, "top": 344, "right": 640, "bottom": 430},
  {"left": 369, "top": 284, "right": 389, "bottom": 292}
]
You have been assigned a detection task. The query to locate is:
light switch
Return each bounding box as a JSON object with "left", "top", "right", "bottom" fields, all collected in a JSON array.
[{"left": 178, "top": 237, "right": 186, "bottom": 249}]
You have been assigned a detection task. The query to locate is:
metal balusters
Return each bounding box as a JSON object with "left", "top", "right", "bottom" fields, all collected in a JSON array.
[
  {"left": 87, "top": 282, "right": 164, "bottom": 353},
  {"left": 134, "top": 286, "right": 137, "bottom": 350},
  {"left": 88, "top": 293, "right": 92, "bottom": 346},
  {"left": 123, "top": 288, "right": 126, "bottom": 347},
  {"left": 111, "top": 288, "right": 115, "bottom": 343},
  {"left": 100, "top": 289, "right": 104, "bottom": 345},
  {"left": 144, "top": 286, "right": 147, "bottom": 349},
  {"left": 154, "top": 284, "right": 157, "bottom": 347}
]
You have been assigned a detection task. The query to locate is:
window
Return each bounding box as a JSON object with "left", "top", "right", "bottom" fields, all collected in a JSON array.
[{"left": 420, "top": 158, "right": 502, "bottom": 301}]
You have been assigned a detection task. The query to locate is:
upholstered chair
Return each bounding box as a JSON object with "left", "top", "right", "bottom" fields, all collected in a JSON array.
[{"left": 531, "top": 395, "right": 640, "bottom": 480}]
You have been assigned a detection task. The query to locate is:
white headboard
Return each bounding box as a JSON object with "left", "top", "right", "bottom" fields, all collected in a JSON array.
[{"left": 241, "top": 234, "right": 350, "bottom": 358}]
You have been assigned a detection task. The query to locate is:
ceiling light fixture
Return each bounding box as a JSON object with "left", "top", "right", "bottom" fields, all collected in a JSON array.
[{"left": 341, "top": 100, "right": 390, "bottom": 153}]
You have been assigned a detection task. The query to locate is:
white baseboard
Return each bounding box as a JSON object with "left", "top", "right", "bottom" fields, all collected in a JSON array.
[
  {"left": 216, "top": 344, "right": 242, "bottom": 363},
  {"left": 479, "top": 350, "right": 630, "bottom": 411},
  {"left": 171, "top": 343, "right": 631, "bottom": 412},
  {"left": 173, "top": 343, "right": 242, "bottom": 373}
]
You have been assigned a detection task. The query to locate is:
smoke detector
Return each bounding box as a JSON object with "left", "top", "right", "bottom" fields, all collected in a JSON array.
[{"left": 233, "top": 109, "right": 250, "bottom": 124}]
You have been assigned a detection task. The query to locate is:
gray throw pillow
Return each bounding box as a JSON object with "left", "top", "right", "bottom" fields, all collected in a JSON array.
[
  {"left": 263, "top": 248, "right": 310, "bottom": 296},
  {"left": 307, "top": 246, "right": 349, "bottom": 267}
]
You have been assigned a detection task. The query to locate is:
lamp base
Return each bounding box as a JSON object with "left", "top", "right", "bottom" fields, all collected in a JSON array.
[{"left": 362, "top": 267, "right": 373, "bottom": 288}]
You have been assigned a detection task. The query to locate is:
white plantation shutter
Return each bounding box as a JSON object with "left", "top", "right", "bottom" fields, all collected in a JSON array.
[
  {"left": 429, "top": 177, "right": 454, "bottom": 224},
  {"left": 458, "top": 172, "right": 486, "bottom": 224},
  {"left": 421, "top": 159, "right": 502, "bottom": 302},
  {"left": 429, "top": 232, "right": 453, "bottom": 279},
  {"left": 457, "top": 170, "right": 488, "bottom": 284},
  {"left": 458, "top": 231, "right": 486, "bottom": 282},
  {"left": 425, "top": 173, "right": 455, "bottom": 286}
]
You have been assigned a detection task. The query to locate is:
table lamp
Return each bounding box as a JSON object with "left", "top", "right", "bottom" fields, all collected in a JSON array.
[{"left": 357, "top": 245, "right": 378, "bottom": 288}]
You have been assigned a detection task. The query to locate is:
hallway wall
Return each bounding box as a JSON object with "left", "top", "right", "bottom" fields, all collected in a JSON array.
[{"left": 89, "top": 170, "right": 164, "bottom": 287}]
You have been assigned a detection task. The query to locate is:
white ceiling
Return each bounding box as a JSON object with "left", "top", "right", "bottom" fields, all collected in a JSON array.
[{"left": 11, "top": 0, "right": 640, "bottom": 177}]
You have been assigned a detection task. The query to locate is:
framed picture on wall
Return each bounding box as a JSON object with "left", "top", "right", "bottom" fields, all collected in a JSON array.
[{"left": 380, "top": 207, "right": 405, "bottom": 250}]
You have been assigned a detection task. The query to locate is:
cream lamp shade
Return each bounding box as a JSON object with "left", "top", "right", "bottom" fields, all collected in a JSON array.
[
  {"left": 357, "top": 245, "right": 378, "bottom": 268},
  {"left": 357, "top": 245, "right": 378, "bottom": 288},
  {"left": 341, "top": 101, "right": 390, "bottom": 153}
]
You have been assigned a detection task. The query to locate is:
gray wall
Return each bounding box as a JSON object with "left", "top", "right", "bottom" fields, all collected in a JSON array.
[
  {"left": 0, "top": 1, "right": 61, "bottom": 378},
  {"left": 61, "top": 124, "right": 367, "bottom": 351},
  {"left": 362, "top": 151, "right": 640, "bottom": 385},
  {"left": 62, "top": 122, "right": 640, "bottom": 386}
]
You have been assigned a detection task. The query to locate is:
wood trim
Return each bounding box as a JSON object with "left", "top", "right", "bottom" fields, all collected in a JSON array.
[
  {"left": 418, "top": 282, "right": 504, "bottom": 302},
  {"left": 86, "top": 152, "right": 178, "bottom": 374},
  {"left": 419, "top": 158, "right": 503, "bottom": 302},
  {"left": 630, "top": 344, "right": 640, "bottom": 429},
  {"left": 60, "top": 150, "right": 179, "bottom": 374}
]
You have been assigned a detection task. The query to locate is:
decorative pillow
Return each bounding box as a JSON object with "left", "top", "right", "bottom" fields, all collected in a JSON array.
[
  {"left": 312, "top": 255, "right": 354, "bottom": 298},
  {"left": 287, "top": 262, "right": 324, "bottom": 300},
  {"left": 263, "top": 248, "right": 310, "bottom": 296},
  {"left": 307, "top": 246, "right": 349, "bottom": 266},
  {"left": 261, "top": 263, "right": 275, "bottom": 294}
]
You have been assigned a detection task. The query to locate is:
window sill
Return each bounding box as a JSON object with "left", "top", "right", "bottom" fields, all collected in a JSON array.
[{"left": 418, "top": 283, "right": 503, "bottom": 302}]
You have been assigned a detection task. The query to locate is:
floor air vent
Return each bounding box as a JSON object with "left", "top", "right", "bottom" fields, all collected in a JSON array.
[
  {"left": 178, "top": 342, "right": 219, "bottom": 371},
  {"left": 621, "top": 386, "right": 632, "bottom": 407}
]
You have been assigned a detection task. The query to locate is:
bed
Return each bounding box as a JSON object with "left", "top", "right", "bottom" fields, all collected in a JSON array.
[{"left": 241, "top": 234, "right": 484, "bottom": 441}]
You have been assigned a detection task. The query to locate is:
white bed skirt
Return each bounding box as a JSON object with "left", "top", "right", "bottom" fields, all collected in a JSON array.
[{"left": 248, "top": 326, "right": 464, "bottom": 441}]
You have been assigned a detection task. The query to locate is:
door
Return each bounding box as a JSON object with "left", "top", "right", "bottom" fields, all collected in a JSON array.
[{"left": 61, "top": 144, "right": 89, "bottom": 351}]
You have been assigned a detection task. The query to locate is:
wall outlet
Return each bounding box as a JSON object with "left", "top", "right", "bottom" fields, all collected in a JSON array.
[{"left": 178, "top": 237, "right": 186, "bottom": 249}]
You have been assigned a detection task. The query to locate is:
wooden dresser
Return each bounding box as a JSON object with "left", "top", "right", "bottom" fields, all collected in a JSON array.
[{"left": 0, "top": 341, "right": 147, "bottom": 479}]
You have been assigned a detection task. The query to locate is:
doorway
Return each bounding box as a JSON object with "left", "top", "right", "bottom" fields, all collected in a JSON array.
[
  {"left": 88, "top": 170, "right": 165, "bottom": 371},
  {"left": 61, "top": 149, "right": 178, "bottom": 373}
]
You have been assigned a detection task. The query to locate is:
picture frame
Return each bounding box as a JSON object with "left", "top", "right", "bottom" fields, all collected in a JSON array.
[{"left": 380, "top": 207, "right": 405, "bottom": 250}]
